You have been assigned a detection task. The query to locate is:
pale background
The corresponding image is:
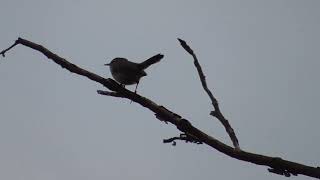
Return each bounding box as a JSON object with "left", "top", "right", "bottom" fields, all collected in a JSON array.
[{"left": 0, "top": 1, "right": 319, "bottom": 180}]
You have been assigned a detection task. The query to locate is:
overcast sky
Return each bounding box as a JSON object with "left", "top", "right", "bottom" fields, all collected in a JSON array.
[{"left": 1, "top": 1, "right": 319, "bottom": 180}]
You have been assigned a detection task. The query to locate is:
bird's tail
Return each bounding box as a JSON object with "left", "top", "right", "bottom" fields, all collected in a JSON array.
[{"left": 139, "top": 54, "right": 163, "bottom": 69}]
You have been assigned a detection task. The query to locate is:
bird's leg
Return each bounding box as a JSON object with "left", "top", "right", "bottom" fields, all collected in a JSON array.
[
  {"left": 134, "top": 81, "right": 140, "bottom": 94},
  {"left": 129, "top": 82, "right": 140, "bottom": 104}
]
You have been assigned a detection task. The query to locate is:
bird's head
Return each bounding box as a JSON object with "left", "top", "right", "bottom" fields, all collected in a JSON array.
[{"left": 104, "top": 58, "right": 128, "bottom": 66}]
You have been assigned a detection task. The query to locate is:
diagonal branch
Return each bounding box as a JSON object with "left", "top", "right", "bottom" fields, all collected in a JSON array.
[
  {"left": 178, "top": 38, "right": 240, "bottom": 149},
  {"left": 1, "top": 37, "right": 319, "bottom": 179}
]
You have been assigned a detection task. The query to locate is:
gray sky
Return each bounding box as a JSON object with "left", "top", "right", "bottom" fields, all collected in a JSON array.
[{"left": 1, "top": 0, "right": 319, "bottom": 179}]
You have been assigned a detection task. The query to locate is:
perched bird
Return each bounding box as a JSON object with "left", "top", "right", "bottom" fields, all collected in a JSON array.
[{"left": 105, "top": 54, "right": 163, "bottom": 92}]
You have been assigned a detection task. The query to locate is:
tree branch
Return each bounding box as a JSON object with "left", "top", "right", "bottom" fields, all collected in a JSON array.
[
  {"left": 178, "top": 38, "right": 240, "bottom": 149},
  {"left": 1, "top": 37, "right": 319, "bottom": 179}
]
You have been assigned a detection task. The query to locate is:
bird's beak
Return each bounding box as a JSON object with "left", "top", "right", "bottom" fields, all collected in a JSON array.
[{"left": 104, "top": 63, "right": 110, "bottom": 66}]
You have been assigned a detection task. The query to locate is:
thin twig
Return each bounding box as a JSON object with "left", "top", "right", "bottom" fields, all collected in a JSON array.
[
  {"left": 0, "top": 39, "right": 19, "bottom": 57},
  {"left": 178, "top": 38, "right": 240, "bottom": 149},
  {"left": 1, "top": 38, "right": 319, "bottom": 179}
]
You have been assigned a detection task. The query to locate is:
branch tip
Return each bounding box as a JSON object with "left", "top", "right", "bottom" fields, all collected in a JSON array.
[
  {"left": 178, "top": 38, "right": 194, "bottom": 55},
  {"left": 0, "top": 39, "right": 20, "bottom": 57}
]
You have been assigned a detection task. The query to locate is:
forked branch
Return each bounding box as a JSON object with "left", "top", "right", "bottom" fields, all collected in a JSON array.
[{"left": 1, "top": 38, "right": 319, "bottom": 179}]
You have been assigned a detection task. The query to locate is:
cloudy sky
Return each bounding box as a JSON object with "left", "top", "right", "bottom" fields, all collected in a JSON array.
[{"left": 0, "top": 1, "right": 319, "bottom": 180}]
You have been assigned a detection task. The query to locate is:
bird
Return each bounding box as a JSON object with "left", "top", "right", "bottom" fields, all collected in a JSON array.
[{"left": 104, "top": 54, "right": 163, "bottom": 92}]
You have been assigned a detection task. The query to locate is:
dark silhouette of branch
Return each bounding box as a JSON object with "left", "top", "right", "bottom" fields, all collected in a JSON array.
[
  {"left": 163, "top": 133, "right": 203, "bottom": 146},
  {"left": 178, "top": 38, "right": 239, "bottom": 150},
  {"left": 0, "top": 40, "right": 19, "bottom": 57},
  {"left": 1, "top": 37, "right": 320, "bottom": 179}
]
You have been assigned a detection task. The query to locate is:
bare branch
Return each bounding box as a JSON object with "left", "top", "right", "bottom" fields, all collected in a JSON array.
[
  {"left": 1, "top": 38, "right": 319, "bottom": 179},
  {"left": 178, "top": 38, "right": 240, "bottom": 150}
]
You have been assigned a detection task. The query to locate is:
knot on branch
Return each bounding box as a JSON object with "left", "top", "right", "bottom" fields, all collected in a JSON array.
[
  {"left": 210, "top": 111, "right": 218, "bottom": 117},
  {"left": 177, "top": 119, "right": 193, "bottom": 132},
  {"left": 155, "top": 106, "right": 181, "bottom": 124},
  {"left": 268, "top": 157, "right": 298, "bottom": 177},
  {"left": 268, "top": 168, "right": 297, "bottom": 177}
]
